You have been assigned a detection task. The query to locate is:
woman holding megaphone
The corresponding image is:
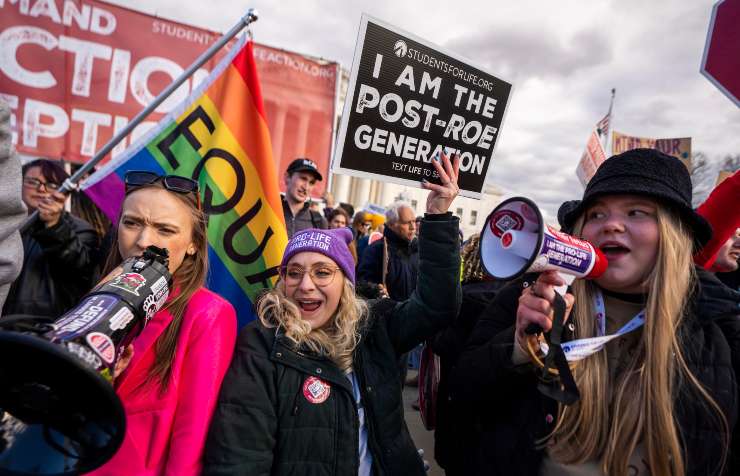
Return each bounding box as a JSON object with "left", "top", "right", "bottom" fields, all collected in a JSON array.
[
  {"left": 451, "top": 149, "right": 739, "bottom": 476},
  {"left": 88, "top": 171, "right": 237, "bottom": 476}
]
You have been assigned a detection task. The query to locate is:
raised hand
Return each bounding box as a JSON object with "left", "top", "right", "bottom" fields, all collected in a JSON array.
[
  {"left": 36, "top": 190, "right": 67, "bottom": 228},
  {"left": 422, "top": 152, "right": 460, "bottom": 214}
]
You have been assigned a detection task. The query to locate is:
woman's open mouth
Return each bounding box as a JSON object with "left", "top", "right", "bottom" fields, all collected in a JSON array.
[
  {"left": 600, "top": 242, "right": 631, "bottom": 260},
  {"left": 297, "top": 299, "right": 322, "bottom": 312}
]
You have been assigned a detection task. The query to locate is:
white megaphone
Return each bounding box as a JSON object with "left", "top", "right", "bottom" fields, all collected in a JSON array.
[{"left": 480, "top": 197, "right": 607, "bottom": 283}]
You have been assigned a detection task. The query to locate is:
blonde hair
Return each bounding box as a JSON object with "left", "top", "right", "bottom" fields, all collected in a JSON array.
[
  {"left": 547, "top": 204, "right": 728, "bottom": 475},
  {"left": 257, "top": 278, "right": 368, "bottom": 371},
  {"left": 461, "top": 233, "right": 484, "bottom": 283}
]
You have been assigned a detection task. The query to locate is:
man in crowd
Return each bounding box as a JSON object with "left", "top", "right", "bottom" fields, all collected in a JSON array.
[
  {"left": 2, "top": 159, "right": 97, "bottom": 319},
  {"left": 282, "top": 158, "right": 327, "bottom": 237},
  {"left": 358, "top": 201, "right": 420, "bottom": 387},
  {"left": 358, "top": 201, "right": 419, "bottom": 300}
]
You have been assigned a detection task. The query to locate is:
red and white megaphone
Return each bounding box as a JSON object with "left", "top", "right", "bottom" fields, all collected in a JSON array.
[{"left": 480, "top": 197, "right": 608, "bottom": 282}]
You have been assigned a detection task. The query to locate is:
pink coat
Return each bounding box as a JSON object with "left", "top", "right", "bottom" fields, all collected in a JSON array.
[{"left": 88, "top": 287, "right": 236, "bottom": 476}]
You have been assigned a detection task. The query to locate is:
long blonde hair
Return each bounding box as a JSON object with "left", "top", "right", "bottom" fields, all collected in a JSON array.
[
  {"left": 547, "top": 204, "right": 728, "bottom": 475},
  {"left": 258, "top": 278, "right": 368, "bottom": 371}
]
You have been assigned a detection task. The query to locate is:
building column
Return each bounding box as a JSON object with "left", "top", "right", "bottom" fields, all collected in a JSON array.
[
  {"left": 332, "top": 173, "right": 351, "bottom": 204},
  {"left": 353, "top": 177, "right": 371, "bottom": 209},
  {"left": 295, "top": 111, "right": 311, "bottom": 156},
  {"left": 379, "top": 181, "right": 395, "bottom": 208},
  {"left": 272, "top": 106, "right": 288, "bottom": 163}
]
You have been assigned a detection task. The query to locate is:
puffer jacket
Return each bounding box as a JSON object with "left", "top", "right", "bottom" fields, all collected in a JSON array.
[
  {"left": 203, "top": 214, "right": 461, "bottom": 476},
  {"left": 449, "top": 268, "right": 740, "bottom": 476},
  {"left": 2, "top": 212, "right": 97, "bottom": 318}
]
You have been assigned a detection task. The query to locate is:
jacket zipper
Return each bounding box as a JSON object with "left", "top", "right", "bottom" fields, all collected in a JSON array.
[{"left": 354, "top": 349, "right": 387, "bottom": 475}]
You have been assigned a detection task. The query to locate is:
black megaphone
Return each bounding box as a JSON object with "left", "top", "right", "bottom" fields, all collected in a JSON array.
[{"left": 0, "top": 246, "right": 172, "bottom": 475}]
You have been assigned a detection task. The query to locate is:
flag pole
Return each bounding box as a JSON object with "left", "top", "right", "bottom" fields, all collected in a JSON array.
[
  {"left": 21, "top": 8, "right": 259, "bottom": 232},
  {"left": 603, "top": 88, "right": 616, "bottom": 151}
]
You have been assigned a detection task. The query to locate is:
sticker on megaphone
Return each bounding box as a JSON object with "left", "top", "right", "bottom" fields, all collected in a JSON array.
[
  {"left": 500, "top": 226, "right": 607, "bottom": 278},
  {"left": 480, "top": 196, "right": 607, "bottom": 281}
]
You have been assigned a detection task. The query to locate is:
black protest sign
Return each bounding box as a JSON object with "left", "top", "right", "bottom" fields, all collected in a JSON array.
[{"left": 333, "top": 15, "right": 513, "bottom": 198}]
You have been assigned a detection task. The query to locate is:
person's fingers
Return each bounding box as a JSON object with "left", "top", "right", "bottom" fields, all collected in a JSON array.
[
  {"left": 531, "top": 281, "right": 556, "bottom": 304},
  {"left": 440, "top": 151, "right": 456, "bottom": 184},
  {"left": 530, "top": 271, "right": 566, "bottom": 303},
  {"left": 421, "top": 180, "right": 447, "bottom": 194},
  {"left": 517, "top": 289, "right": 553, "bottom": 334},
  {"left": 451, "top": 153, "right": 460, "bottom": 182},
  {"left": 537, "top": 270, "right": 566, "bottom": 287},
  {"left": 431, "top": 154, "right": 451, "bottom": 184},
  {"left": 49, "top": 191, "right": 67, "bottom": 203},
  {"left": 517, "top": 305, "right": 553, "bottom": 333},
  {"left": 36, "top": 201, "right": 54, "bottom": 214},
  {"left": 37, "top": 200, "right": 62, "bottom": 215},
  {"left": 523, "top": 294, "right": 552, "bottom": 316}
]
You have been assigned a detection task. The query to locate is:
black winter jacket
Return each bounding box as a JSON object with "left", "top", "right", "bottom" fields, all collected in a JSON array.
[
  {"left": 357, "top": 226, "right": 418, "bottom": 301},
  {"left": 431, "top": 279, "right": 504, "bottom": 474},
  {"left": 450, "top": 268, "right": 740, "bottom": 476},
  {"left": 2, "top": 212, "right": 97, "bottom": 318},
  {"left": 203, "top": 214, "right": 461, "bottom": 476}
]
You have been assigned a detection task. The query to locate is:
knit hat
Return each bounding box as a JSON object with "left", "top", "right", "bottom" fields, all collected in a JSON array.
[
  {"left": 281, "top": 228, "right": 356, "bottom": 285},
  {"left": 559, "top": 148, "right": 712, "bottom": 248}
]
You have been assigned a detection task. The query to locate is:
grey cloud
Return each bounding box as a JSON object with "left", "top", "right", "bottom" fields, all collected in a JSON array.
[{"left": 445, "top": 27, "right": 613, "bottom": 83}]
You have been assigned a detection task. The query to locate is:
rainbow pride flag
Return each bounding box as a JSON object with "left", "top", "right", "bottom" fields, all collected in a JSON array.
[{"left": 83, "top": 36, "right": 288, "bottom": 326}]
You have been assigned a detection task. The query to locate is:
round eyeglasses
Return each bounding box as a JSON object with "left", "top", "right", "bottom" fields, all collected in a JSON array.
[{"left": 280, "top": 264, "right": 341, "bottom": 287}]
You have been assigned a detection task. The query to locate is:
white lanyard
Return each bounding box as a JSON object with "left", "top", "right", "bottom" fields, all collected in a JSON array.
[{"left": 540, "top": 290, "right": 645, "bottom": 361}]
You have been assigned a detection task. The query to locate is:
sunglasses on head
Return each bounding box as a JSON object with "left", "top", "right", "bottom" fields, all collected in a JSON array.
[{"left": 124, "top": 170, "right": 201, "bottom": 209}]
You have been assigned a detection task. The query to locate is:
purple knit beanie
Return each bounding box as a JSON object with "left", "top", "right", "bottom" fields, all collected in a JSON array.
[{"left": 281, "top": 228, "right": 356, "bottom": 285}]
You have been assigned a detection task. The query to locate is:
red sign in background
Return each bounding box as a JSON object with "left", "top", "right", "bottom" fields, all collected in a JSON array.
[
  {"left": 701, "top": 0, "right": 740, "bottom": 107},
  {"left": 0, "top": 0, "right": 338, "bottom": 196}
]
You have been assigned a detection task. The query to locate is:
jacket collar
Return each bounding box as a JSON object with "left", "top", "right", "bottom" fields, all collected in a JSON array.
[
  {"left": 281, "top": 194, "right": 310, "bottom": 215},
  {"left": 269, "top": 331, "right": 353, "bottom": 393},
  {"left": 383, "top": 226, "right": 417, "bottom": 250},
  {"left": 692, "top": 267, "right": 740, "bottom": 321}
]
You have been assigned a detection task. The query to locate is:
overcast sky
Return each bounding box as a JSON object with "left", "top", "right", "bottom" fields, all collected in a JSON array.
[{"left": 109, "top": 0, "right": 739, "bottom": 219}]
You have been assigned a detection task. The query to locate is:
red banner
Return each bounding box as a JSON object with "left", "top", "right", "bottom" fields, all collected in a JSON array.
[{"left": 0, "top": 0, "right": 337, "bottom": 196}]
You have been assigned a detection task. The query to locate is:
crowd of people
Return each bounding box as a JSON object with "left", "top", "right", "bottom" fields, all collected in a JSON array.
[{"left": 1, "top": 95, "right": 739, "bottom": 476}]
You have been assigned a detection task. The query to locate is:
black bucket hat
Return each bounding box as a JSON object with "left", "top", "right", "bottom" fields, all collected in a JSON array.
[{"left": 559, "top": 148, "right": 712, "bottom": 248}]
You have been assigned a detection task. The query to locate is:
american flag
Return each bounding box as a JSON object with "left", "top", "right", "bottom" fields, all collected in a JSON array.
[
  {"left": 596, "top": 88, "right": 616, "bottom": 143},
  {"left": 596, "top": 113, "right": 610, "bottom": 139}
]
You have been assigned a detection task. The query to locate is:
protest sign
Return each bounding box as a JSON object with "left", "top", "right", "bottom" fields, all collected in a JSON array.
[
  {"left": 333, "top": 15, "right": 513, "bottom": 199},
  {"left": 0, "top": 0, "right": 338, "bottom": 196},
  {"left": 575, "top": 130, "right": 607, "bottom": 186},
  {"left": 612, "top": 131, "right": 691, "bottom": 169}
]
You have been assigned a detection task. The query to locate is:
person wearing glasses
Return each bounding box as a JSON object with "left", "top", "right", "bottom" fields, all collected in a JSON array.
[
  {"left": 2, "top": 159, "right": 97, "bottom": 318},
  {"left": 203, "top": 154, "right": 461, "bottom": 476},
  {"left": 89, "top": 171, "right": 236, "bottom": 476}
]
